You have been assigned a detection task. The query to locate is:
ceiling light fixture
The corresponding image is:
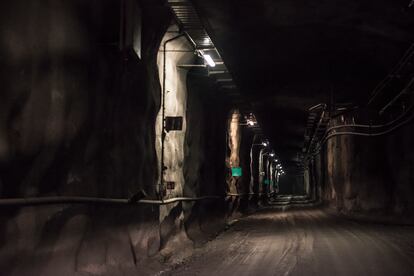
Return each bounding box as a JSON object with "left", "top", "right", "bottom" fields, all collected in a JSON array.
[{"left": 203, "top": 54, "right": 216, "bottom": 67}]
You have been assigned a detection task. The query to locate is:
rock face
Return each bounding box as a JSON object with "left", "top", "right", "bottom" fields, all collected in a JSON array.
[
  {"left": 4, "top": 0, "right": 413, "bottom": 274},
  {"left": 226, "top": 110, "right": 242, "bottom": 195},
  {"left": 0, "top": 0, "right": 236, "bottom": 274},
  {"left": 0, "top": 1, "right": 172, "bottom": 274},
  {"left": 315, "top": 116, "right": 414, "bottom": 221},
  {"left": 0, "top": 0, "right": 166, "bottom": 199}
]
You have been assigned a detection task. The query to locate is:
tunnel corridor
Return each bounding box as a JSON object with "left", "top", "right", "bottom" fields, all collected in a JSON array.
[{"left": 1, "top": 0, "right": 414, "bottom": 275}]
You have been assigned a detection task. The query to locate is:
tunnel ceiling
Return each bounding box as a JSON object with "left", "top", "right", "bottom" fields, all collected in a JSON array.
[{"left": 192, "top": 0, "right": 414, "bottom": 172}]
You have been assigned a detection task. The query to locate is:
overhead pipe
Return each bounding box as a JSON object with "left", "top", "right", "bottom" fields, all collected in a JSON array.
[
  {"left": 306, "top": 100, "right": 412, "bottom": 158},
  {"left": 323, "top": 112, "right": 414, "bottom": 139},
  {"left": 0, "top": 195, "right": 222, "bottom": 207},
  {"left": 227, "top": 192, "right": 267, "bottom": 197},
  {"left": 305, "top": 46, "right": 414, "bottom": 159},
  {"left": 379, "top": 77, "right": 414, "bottom": 115},
  {"left": 305, "top": 105, "right": 327, "bottom": 155},
  {"left": 0, "top": 192, "right": 281, "bottom": 207},
  {"left": 308, "top": 103, "right": 327, "bottom": 112},
  {"left": 311, "top": 76, "right": 414, "bottom": 157},
  {"left": 324, "top": 89, "right": 414, "bottom": 136},
  {"left": 318, "top": 104, "right": 414, "bottom": 147},
  {"left": 311, "top": 110, "right": 414, "bottom": 157},
  {"left": 304, "top": 103, "right": 327, "bottom": 160}
]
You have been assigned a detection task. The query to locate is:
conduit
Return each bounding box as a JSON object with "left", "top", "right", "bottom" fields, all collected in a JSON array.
[
  {"left": 0, "top": 193, "right": 282, "bottom": 207},
  {"left": 226, "top": 192, "right": 268, "bottom": 197},
  {"left": 0, "top": 195, "right": 222, "bottom": 207},
  {"left": 311, "top": 110, "right": 414, "bottom": 156},
  {"left": 324, "top": 104, "right": 414, "bottom": 134}
]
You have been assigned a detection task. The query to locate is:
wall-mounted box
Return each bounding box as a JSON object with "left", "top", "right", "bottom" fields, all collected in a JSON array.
[
  {"left": 166, "top": 181, "right": 175, "bottom": 190},
  {"left": 165, "top": 116, "right": 183, "bottom": 132}
]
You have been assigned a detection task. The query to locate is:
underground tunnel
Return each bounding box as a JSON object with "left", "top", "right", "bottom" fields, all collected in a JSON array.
[{"left": 1, "top": 0, "right": 414, "bottom": 275}]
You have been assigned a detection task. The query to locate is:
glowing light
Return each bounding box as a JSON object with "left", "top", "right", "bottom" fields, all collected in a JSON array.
[
  {"left": 270, "top": 153, "right": 275, "bottom": 157},
  {"left": 247, "top": 120, "right": 255, "bottom": 126},
  {"left": 203, "top": 54, "right": 216, "bottom": 67},
  {"left": 262, "top": 142, "right": 268, "bottom": 146}
]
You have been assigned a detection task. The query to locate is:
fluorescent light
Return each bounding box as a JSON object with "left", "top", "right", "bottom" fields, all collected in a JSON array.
[{"left": 203, "top": 54, "right": 216, "bottom": 67}]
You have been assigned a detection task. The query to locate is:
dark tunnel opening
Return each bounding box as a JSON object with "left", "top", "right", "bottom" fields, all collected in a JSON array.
[{"left": 1, "top": 0, "right": 414, "bottom": 275}]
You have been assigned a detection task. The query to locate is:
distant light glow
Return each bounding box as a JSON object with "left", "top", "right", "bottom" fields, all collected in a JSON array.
[
  {"left": 262, "top": 142, "right": 268, "bottom": 146},
  {"left": 203, "top": 54, "right": 216, "bottom": 67},
  {"left": 247, "top": 120, "right": 255, "bottom": 126},
  {"left": 270, "top": 153, "right": 275, "bottom": 157}
]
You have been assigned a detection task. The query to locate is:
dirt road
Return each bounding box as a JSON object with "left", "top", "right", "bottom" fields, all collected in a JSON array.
[{"left": 165, "top": 208, "right": 414, "bottom": 276}]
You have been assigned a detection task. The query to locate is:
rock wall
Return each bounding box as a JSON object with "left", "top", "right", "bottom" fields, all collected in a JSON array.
[
  {"left": 183, "top": 69, "right": 229, "bottom": 247},
  {"left": 0, "top": 1, "right": 173, "bottom": 274},
  {"left": 316, "top": 115, "right": 414, "bottom": 221},
  {"left": 250, "top": 135, "right": 263, "bottom": 205},
  {"left": 155, "top": 26, "right": 194, "bottom": 256},
  {"left": 0, "top": 0, "right": 262, "bottom": 274},
  {"left": 238, "top": 128, "right": 255, "bottom": 211},
  {"left": 226, "top": 109, "right": 242, "bottom": 194},
  {"left": 0, "top": 0, "right": 166, "bottom": 199},
  {"left": 155, "top": 25, "right": 231, "bottom": 261}
]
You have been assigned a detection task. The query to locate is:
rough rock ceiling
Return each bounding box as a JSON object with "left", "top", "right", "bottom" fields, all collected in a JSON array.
[{"left": 193, "top": 0, "right": 414, "bottom": 173}]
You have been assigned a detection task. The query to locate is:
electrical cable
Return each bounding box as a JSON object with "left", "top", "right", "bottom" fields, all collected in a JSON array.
[
  {"left": 0, "top": 195, "right": 222, "bottom": 207},
  {"left": 317, "top": 104, "right": 414, "bottom": 150},
  {"left": 310, "top": 110, "right": 414, "bottom": 157},
  {"left": 327, "top": 104, "right": 413, "bottom": 131}
]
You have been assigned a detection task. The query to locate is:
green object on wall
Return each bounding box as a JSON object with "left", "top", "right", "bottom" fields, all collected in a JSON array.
[
  {"left": 231, "top": 167, "right": 242, "bottom": 177},
  {"left": 264, "top": 179, "right": 270, "bottom": 185}
]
